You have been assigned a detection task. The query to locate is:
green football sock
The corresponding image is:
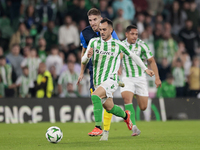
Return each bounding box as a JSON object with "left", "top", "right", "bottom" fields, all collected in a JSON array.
[
  {"left": 91, "top": 95, "right": 103, "bottom": 126},
  {"left": 107, "top": 105, "right": 126, "bottom": 118},
  {"left": 125, "top": 103, "right": 136, "bottom": 125}
]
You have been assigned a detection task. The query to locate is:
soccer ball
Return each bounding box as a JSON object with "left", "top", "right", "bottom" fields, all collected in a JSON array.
[{"left": 45, "top": 126, "right": 63, "bottom": 143}]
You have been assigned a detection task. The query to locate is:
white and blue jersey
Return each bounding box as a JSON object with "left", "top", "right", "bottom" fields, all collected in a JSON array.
[{"left": 80, "top": 26, "right": 119, "bottom": 93}]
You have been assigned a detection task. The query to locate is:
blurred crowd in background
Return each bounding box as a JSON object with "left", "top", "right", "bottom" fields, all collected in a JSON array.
[{"left": 0, "top": 0, "right": 199, "bottom": 98}]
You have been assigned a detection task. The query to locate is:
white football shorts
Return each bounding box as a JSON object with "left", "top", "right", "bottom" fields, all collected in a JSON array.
[
  {"left": 120, "top": 76, "right": 149, "bottom": 97},
  {"left": 95, "top": 78, "right": 118, "bottom": 104}
]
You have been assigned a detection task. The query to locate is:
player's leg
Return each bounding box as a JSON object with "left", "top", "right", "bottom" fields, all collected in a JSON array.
[
  {"left": 136, "top": 95, "right": 148, "bottom": 111},
  {"left": 134, "top": 77, "right": 149, "bottom": 111},
  {"left": 88, "top": 71, "right": 103, "bottom": 136},
  {"left": 120, "top": 77, "right": 137, "bottom": 126},
  {"left": 102, "top": 78, "right": 124, "bottom": 135},
  {"left": 120, "top": 77, "right": 141, "bottom": 136},
  {"left": 130, "top": 77, "right": 149, "bottom": 136},
  {"left": 136, "top": 95, "right": 149, "bottom": 121},
  {"left": 103, "top": 97, "right": 133, "bottom": 130},
  {"left": 121, "top": 91, "right": 141, "bottom": 136},
  {"left": 121, "top": 91, "right": 135, "bottom": 125},
  {"left": 94, "top": 79, "right": 133, "bottom": 141},
  {"left": 103, "top": 109, "right": 113, "bottom": 131}
]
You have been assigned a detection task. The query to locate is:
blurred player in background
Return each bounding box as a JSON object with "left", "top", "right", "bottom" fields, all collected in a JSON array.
[
  {"left": 101, "top": 25, "right": 162, "bottom": 140},
  {"left": 77, "top": 8, "right": 119, "bottom": 136}
]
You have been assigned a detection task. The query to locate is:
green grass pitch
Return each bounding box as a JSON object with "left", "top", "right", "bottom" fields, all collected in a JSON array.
[{"left": 1, "top": 121, "right": 200, "bottom": 150}]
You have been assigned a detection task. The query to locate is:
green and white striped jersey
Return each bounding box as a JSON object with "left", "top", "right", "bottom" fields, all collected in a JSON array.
[
  {"left": 122, "top": 38, "right": 153, "bottom": 77},
  {"left": 0, "top": 64, "right": 12, "bottom": 86},
  {"left": 16, "top": 75, "right": 34, "bottom": 98},
  {"left": 58, "top": 70, "right": 80, "bottom": 94},
  {"left": 21, "top": 58, "right": 41, "bottom": 81},
  {"left": 87, "top": 37, "right": 131, "bottom": 86}
]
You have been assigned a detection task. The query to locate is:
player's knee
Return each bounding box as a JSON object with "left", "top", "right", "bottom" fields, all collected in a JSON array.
[
  {"left": 104, "top": 105, "right": 113, "bottom": 112},
  {"left": 140, "top": 106, "right": 147, "bottom": 111},
  {"left": 106, "top": 107, "right": 112, "bottom": 112},
  {"left": 104, "top": 105, "right": 112, "bottom": 112},
  {"left": 91, "top": 95, "right": 101, "bottom": 104},
  {"left": 123, "top": 98, "right": 132, "bottom": 104}
]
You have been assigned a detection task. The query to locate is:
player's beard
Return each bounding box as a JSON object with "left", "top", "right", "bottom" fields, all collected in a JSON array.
[
  {"left": 101, "top": 34, "right": 106, "bottom": 40},
  {"left": 92, "top": 25, "right": 98, "bottom": 32},
  {"left": 102, "top": 34, "right": 111, "bottom": 41}
]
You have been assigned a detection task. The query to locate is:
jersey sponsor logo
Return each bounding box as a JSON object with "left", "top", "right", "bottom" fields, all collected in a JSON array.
[{"left": 95, "top": 49, "right": 114, "bottom": 56}]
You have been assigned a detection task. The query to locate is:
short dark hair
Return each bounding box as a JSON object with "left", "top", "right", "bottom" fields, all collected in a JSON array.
[
  {"left": 166, "top": 73, "right": 174, "bottom": 79},
  {"left": 100, "top": 18, "right": 113, "bottom": 27},
  {"left": 87, "top": 8, "right": 101, "bottom": 16},
  {"left": 64, "top": 14, "right": 72, "bottom": 20},
  {"left": 22, "top": 66, "right": 29, "bottom": 70},
  {"left": 26, "top": 36, "right": 32, "bottom": 40},
  {"left": 126, "top": 25, "right": 137, "bottom": 32},
  {"left": 30, "top": 47, "right": 37, "bottom": 51},
  {"left": 185, "top": 19, "right": 192, "bottom": 23},
  {"left": 50, "top": 45, "right": 59, "bottom": 51},
  {"left": 0, "top": 55, "right": 5, "bottom": 59}
]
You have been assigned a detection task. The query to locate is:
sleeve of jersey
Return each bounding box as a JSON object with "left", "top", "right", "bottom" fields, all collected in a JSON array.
[
  {"left": 140, "top": 42, "right": 153, "bottom": 59},
  {"left": 81, "top": 39, "right": 94, "bottom": 64},
  {"left": 111, "top": 30, "right": 119, "bottom": 40},
  {"left": 129, "top": 52, "right": 148, "bottom": 71},
  {"left": 120, "top": 43, "right": 147, "bottom": 71},
  {"left": 80, "top": 32, "right": 87, "bottom": 48}
]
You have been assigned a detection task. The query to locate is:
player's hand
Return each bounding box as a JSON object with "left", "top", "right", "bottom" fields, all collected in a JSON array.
[
  {"left": 77, "top": 73, "right": 84, "bottom": 85},
  {"left": 145, "top": 69, "right": 154, "bottom": 77},
  {"left": 155, "top": 78, "right": 162, "bottom": 88},
  {"left": 87, "top": 48, "right": 93, "bottom": 58}
]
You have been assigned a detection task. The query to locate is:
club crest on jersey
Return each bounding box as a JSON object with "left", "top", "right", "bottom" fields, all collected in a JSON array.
[{"left": 95, "top": 49, "right": 114, "bottom": 56}]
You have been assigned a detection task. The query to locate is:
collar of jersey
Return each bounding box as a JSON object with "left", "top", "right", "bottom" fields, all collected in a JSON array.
[
  {"left": 101, "top": 36, "right": 113, "bottom": 43},
  {"left": 125, "top": 38, "right": 136, "bottom": 47},
  {"left": 96, "top": 31, "right": 100, "bottom": 36}
]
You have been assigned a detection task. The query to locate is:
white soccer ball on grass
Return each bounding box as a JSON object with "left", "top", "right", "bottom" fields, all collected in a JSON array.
[{"left": 45, "top": 126, "right": 63, "bottom": 143}]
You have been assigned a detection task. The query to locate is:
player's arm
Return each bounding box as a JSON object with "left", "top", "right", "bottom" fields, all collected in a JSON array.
[
  {"left": 78, "top": 84, "right": 82, "bottom": 94},
  {"left": 77, "top": 47, "right": 87, "bottom": 84},
  {"left": 120, "top": 43, "right": 154, "bottom": 77},
  {"left": 118, "top": 53, "right": 123, "bottom": 75},
  {"left": 120, "top": 53, "right": 123, "bottom": 59},
  {"left": 140, "top": 42, "right": 161, "bottom": 87},
  {"left": 77, "top": 32, "right": 88, "bottom": 85},
  {"left": 148, "top": 57, "right": 162, "bottom": 87},
  {"left": 77, "top": 37, "right": 95, "bottom": 84},
  {"left": 81, "top": 47, "right": 93, "bottom": 64},
  {"left": 81, "top": 38, "right": 95, "bottom": 64}
]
